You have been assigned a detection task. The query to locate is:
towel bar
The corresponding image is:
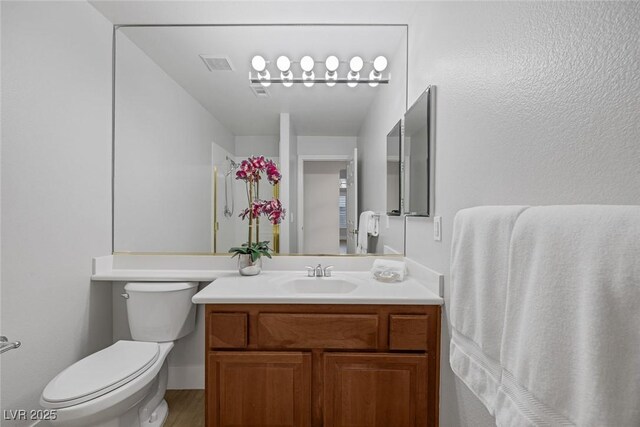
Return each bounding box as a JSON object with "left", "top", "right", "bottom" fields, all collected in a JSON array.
[{"left": 0, "top": 336, "right": 21, "bottom": 354}]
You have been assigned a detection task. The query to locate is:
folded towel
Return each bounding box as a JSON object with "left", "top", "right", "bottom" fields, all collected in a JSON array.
[
  {"left": 368, "top": 214, "right": 379, "bottom": 237},
  {"left": 371, "top": 258, "right": 407, "bottom": 282},
  {"left": 496, "top": 205, "right": 640, "bottom": 427},
  {"left": 357, "top": 211, "right": 375, "bottom": 254},
  {"left": 449, "top": 205, "right": 529, "bottom": 414}
]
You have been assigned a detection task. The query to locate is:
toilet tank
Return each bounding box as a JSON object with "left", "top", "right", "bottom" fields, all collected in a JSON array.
[{"left": 124, "top": 282, "right": 198, "bottom": 342}]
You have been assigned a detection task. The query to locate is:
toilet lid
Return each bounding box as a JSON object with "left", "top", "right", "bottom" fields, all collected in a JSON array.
[{"left": 42, "top": 341, "right": 159, "bottom": 408}]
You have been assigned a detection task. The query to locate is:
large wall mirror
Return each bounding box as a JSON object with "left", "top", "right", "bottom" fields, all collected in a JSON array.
[
  {"left": 403, "top": 86, "right": 433, "bottom": 216},
  {"left": 113, "top": 25, "right": 407, "bottom": 255}
]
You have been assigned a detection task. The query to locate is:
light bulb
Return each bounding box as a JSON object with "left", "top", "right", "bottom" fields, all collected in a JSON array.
[
  {"left": 259, "top": 69, "right": 271, "bottom": 87},
  {"left": 368, "top": 69, "right": 380, "bottom": 87},
  {"left": 276, "top": 55, "right": 290, "bottom": 72},
  {"left": 303, "top": 71, "right": 315, "bottom": 87},
  {"left": 325, "top": 55, "right": 339, "bottom": 72},
  {"left": 349, "top": 56, "right": 364, "bottom": 73},
  {"left": 373, "top": 55, "right": 388, "bottom": 72},
  {"left": 347, "top": 71, "right": 359, "bottom": 88},
  {"left": 300, "top": 56, "right": 315, "bottom": 72},
  {"left": 251, "top": 55, "right": 266, "bottom": 72},
  {"left": 281, "top": 70, "right": 293, "bottom": 88},
  {"left": 325, "top": 70, "right": 337, "bottom": 87}
]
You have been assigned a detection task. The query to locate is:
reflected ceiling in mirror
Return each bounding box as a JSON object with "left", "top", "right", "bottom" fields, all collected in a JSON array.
[{"left": 113, "top": 25, "right": 407, "bottom": 255}]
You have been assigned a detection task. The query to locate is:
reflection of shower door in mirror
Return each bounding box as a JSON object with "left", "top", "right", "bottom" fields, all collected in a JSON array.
[
  {"left": 346, "top": 148, "right": 358, "bottom": 254},
  {"left": 211, "top": 143, "right": 237, "bottom": 254}
]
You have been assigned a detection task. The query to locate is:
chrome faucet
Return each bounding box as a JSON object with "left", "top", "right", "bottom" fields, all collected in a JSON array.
[
  {"left": 323, "top": 265, "right": 334, "bottom": 277},
  {"left": 305, "top": 264, "right": 334, "bottom": 277}
]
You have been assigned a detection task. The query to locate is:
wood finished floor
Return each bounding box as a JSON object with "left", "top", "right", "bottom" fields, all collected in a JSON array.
[{"left": 165, "top": 390, "right": 204, "bottom": 427}]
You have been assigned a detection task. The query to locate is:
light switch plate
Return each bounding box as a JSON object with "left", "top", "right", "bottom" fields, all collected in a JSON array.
[{"left": 434, "top": 216, "right": 442, "bottom": 241}]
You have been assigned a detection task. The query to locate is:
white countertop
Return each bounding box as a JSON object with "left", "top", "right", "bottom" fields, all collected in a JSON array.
[
  {"left": 91, "top": 269, "right": 238, "bottom": 282},
  {"left": 191, "top": 271, "right": 443, "bottom": 305}
]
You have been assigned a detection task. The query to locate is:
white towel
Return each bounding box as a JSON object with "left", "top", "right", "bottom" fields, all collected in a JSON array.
[
  {"left": 357, "top": 211, "right": 375, "bottom": 254},
  {"left": 449, "top": 205, "right": 529, "bottom": 414},
  {"left": 368, "top": 214, "right": 379, "bottom": 237},
  {"left": 371, "top": 258, "right": 406, "bottom": 281},
  {"left": 496, "top": 205, "right": 640, "bottom": 427}
]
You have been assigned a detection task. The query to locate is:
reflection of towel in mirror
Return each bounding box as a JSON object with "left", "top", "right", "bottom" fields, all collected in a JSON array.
[
  {"left": 357, "top": 211, "right": 377, "bottom": 253},
  {"left": 368, "top": 213, "right": 379, "bottom": 237}
]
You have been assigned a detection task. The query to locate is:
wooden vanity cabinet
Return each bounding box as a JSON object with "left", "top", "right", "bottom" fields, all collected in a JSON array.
[{"left": 205, "top": 304, "right": 441, "bottom": 427}]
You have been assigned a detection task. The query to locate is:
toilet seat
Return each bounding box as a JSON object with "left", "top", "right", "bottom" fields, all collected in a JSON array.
[{"left": 42, "top": 341, "right": 159, "bottom": 409}]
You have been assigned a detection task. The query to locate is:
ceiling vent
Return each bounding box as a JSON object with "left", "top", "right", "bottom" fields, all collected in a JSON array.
[
  {"left": 199, "top": 55, "right": 234, "bottom": 72},
  {"left": 250, "top": 84, "right": 270, "bottom": 98}
]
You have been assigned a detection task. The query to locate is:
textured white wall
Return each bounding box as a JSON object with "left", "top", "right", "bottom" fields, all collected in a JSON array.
[
  {"left": 114, "top": 33, "right": 235, "bottom": 253},
  {"left": 361, "top": 2, "right": 640, "bottom": 426},
  {"left": 1, "top": 2, "right": 113, "bottom": 424}
]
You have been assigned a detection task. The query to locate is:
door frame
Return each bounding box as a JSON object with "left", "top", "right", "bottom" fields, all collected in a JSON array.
[{"left": 297, "top": 154, "right": 351, "bottom": 253}]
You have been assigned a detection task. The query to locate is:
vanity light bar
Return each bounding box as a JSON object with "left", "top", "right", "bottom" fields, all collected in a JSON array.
[
  {"left": 249, "top": 55, "right": 389, "bottom": 87},
  {"left": 248, "top": 77, "right": 390, "bottom": 84}
]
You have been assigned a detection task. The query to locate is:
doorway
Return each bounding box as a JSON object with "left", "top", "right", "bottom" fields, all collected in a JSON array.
[
  {"left": 301, "top": 161, "right": 348, "bottom": 254},
  {"left": 297, "top": 151, "right": 358, "bottom": 254}
]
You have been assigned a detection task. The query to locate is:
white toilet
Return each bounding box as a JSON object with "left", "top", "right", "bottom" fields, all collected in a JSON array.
[{"left": 40, "top": 282, "right": 199, "bottom": 427}]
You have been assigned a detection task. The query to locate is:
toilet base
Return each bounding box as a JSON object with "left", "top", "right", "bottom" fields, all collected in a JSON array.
[
  {"left": 48, "top": 397, "right": 169, "bottom": 427},
  {"left": 43, "top": 343, "right": 174, "bottom": 427},
  {"left": 141, "top": 399, "right": 168, "bottom": 427}
]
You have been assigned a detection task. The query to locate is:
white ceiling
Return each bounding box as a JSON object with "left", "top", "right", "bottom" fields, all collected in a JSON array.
[
  {"left": 117, "top": 25, "right": 406, "bottom": 135},
  {"left": 90, "top": 1, "right": 418, "bottom": 27}
]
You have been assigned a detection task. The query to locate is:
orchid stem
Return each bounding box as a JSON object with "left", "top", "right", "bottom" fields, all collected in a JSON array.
[
  {"left": 248, "top": 180, "right": 253, "bottom": 247},
  {"left": 256, "top": 181, "right": 260, "bottom": 243}
]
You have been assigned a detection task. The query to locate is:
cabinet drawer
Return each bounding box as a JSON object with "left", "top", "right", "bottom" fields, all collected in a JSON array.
[
  {"left": 208, "top": 312, "right": 247, "bottom": 349},
  {"left": 389, "top": 314, "right": 431, "bottom": 351},
  {"left": 257, "top": 313, "right": 379, "bottom": 349}
]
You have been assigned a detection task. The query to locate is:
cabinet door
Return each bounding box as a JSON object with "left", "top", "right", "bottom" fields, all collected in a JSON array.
[
  {"left": 324, "top": 353, "right": 428, "bottom": 427},
  {"left": 208, "top": 351, "right": 311, "bottom": 427}
]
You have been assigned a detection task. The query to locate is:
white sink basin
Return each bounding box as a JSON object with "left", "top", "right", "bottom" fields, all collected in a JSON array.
[{"left": 279, "top": 277, "right": 359, "bottom": 294}]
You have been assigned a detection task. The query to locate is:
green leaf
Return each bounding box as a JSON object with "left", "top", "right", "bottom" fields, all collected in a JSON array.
[{"left": 229, "top": 247, "right": 248, "bottom": 253}]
